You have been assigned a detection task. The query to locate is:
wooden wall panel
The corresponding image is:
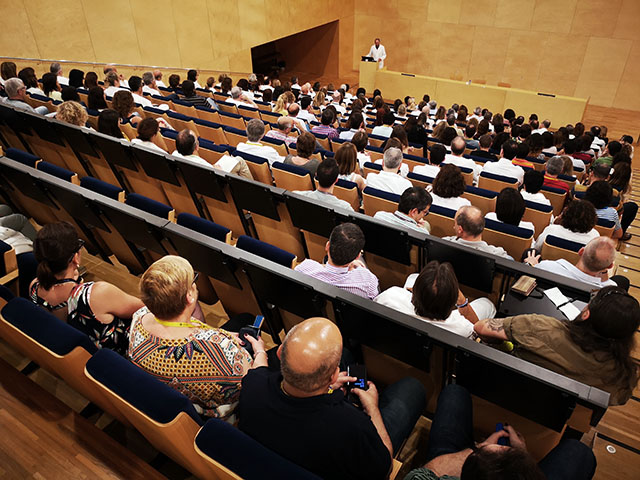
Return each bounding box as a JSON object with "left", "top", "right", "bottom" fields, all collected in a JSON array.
[
  {"left": 613, "top": 41, "right": 640, "bottom": 111},
  {"left": 130, "top": 0, "right": 182, "bottom": 67},
  {"left": 614, "top": 0, "right": 640, "bottom": 41},
  {"left": 570, "top": 0, "right": 622, "bottom": 37},
  {"left": 0, "top": 7, "right": 40, "bottom": 59},
  {"left": 530, "top": 0, "right": 577, "bottom": 34},
  {"left": 493, "top": 0, "right": 535, "bottom": 30}
]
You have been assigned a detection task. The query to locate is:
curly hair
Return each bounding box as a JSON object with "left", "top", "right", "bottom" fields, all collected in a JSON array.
[
  {"left": 57, "top": 101, "right": 88, "bottom": 127},
  {"left": 561, "top": 200, "right": 597, "bottom": 233},
  {"left": 433, "top": 164, "right": 466, "bottom": 198},
  {"left": 112, "top": 90, "right": 135, "bottom": 120}
]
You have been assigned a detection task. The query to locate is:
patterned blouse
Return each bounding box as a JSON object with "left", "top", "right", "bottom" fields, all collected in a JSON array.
[
  {"left": 30, "top": 280, "right": 130, "bottom": 355},
  {"left": 127, "top": 307, "right": 251, "bottom": 419}
]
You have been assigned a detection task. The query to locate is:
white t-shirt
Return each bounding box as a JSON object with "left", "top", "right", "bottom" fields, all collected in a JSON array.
[
  {"left": 443, "top": 154, "right": 482, "bottom": 182},
  {"left": 365, "top": 171, "right": 412, "bottom": 195},
  {"left": 413, "top": 164, "right": 440, "bottom": 179},
  {"left": 236, "top": 141, "right": 283, "bottom": 166},
  {"left": 132, "top": 92, "right": 152, "bottom": 107},
  {"left": 430, "top": 193, "right": 471, "bottom": 211},
  {"left": 374, "top": 159, "right": 409, "bottom": 177},
  {"left": 521, "top": 190, "right": 551, "bottom": 206},
  {"left": 131, "top": 139, "right": 166, "bottom": 153},
  {"left": 535, "top": 259, "right": 616, "bottom": 289},
  {"left": 481, "top": 158, "right": 524, "bottom": 184},
  {"left": 534, "top": 224, "right": 600, "bottom": 251},
  {"left": 484, "top": 212, "right": 535, "bottom": 234}
]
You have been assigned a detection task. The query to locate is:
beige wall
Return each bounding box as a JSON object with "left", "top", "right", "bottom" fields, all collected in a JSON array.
[
  {"left": 352, "top": 0, "right": 640, "bottom": 111},
  {"left": 0, "top": 0, "right": 354, "bottom": 77}
]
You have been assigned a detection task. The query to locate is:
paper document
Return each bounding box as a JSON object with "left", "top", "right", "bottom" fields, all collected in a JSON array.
[
  {"left": 559, "top": 302, "right": 581, "bottom": 320},
  {"left": 543, "top": 287, "right": 569, "bottom": 307}
]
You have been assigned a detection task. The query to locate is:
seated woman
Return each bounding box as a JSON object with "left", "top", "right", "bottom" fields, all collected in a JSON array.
[
  {"left": 129, "top": 255, "right": 267, "bottom": 419},
  {"left": 334, "top": 143, "right": 365, "bottom": 191},
  {"left": 130, "top": 117, "right": 166, "bottom": 153},
  {"left": 112, "top": 90, "right": 141, "bottom": 127},
  {"left": 485, "top": 187, "right": 535, "bottom": 234},
  {"left": 56, "top": 101, "right": 88, "bottom": 128},
  {"left": 584, "top": 181, "right": 623, "bottom": 240},
  {"left": 351, "top": 130, "right": 370, "bottom": 172},
  {"left": 97, "top": 109, "right": 125, "bottom": 139},
  {"left": 283, "top": 131, "right": 320, "bottom": 175},
  {"left": 475, "top": 286, "right": 639, "bottom": 405},
  {"left": 87, "top": 86, "right": 108, "bottom": 111},
  {"left": 30, "top": 222, "right": 143, "bottom": 355},
  {"left": 609, "top": 162, "right": 637, "bottom": 241},
  {"left": 42, "top": 72, "right": 62, "bottom": 101},
  {"left": 430, "top": 164, "right": 472, "bottom": 211},
  {"left": 534, "top": 199, "right": 599, "bottom": 251},
  {"left": 375, "top": 261, "right": 496, "bottom": 338}
]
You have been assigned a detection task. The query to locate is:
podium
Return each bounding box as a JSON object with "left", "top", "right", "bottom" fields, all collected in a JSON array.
[{"left": 359, "top": 60, "right": 378, "bottom": 94}]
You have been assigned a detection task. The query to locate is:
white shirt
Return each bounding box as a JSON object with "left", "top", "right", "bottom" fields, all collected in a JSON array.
[
  {"left": 0, "top": 226, "right": 33, "bottom": 255},
  {"left": 413, "top": 164, "right": 440, "bottom": 178},
  {"left": 131, "top": 139, "right": 166, "bottom": 153},
  {"left": 104, "top": 86, "right": 126, "bottom": 98},
  {"left": 373, "top": 210, "right": 430, "bottom": 234},
  {"left": 481, "top": 157, "right": 524, "bottom": 184},
  {"left": 443, "top": 154, "right": 482, "bottom": 182},
  {"left": 156, "top": 80, "right": 166, "bottom": 88},
  {"left": 367, "top": 44, "right": 387, "bottom": 69},
  {"left": 57, "top": 75, "right": 69, "bottom": 86},
  {"left": 339, "top": 128, "right": 359, "bottom": 141},
  {"left": 27, "top": 87, "right": 45, "bottom": 96},
  {"left": 132, "top": 92, "right": 152, "bottom": 107},
  {"left": 236, "top": 141, "right": 283, "bottom": 166},
  {"left": 534, "top": 224, "right": 600, "bottom": 251},
  {"left": 293, "top": 190, "right": 354, "bottom": 212},
  {"left": 371, "top": 125, "right": 393, "bottom": 138},
  {"left": 535, "top": 259, "right": 616, "bottom": 289},
  {"left": 484, "top": 212, "right": 535, "bottom": 234},
  {"left": 329, "top": 102, "right": 346, "bottom": 115},
  {"left": 357, "top": 151, "right": 371, "bottom": 170},
  {"left": 532, "top": 128, "right": 548, "bottom": 135},
  {"left": 430, "top": 193, "right": 471, "bottom": 212},
  {"left": 374, "top": 287, "right": 474, "bottom": 337},
  {"left": 228, "top": 98, "right": 254, "bottom": 107},
  {"left": 570, "top": 157, "right": 586, "bottom": 171},
  {"left": 297, "top": 109, "right": 317, "bottom": 123},
  {"left": 374, "top": 159, "right": 409, "bottom": 177},
  {"left": 143, "top": 85, "right": 161, "bottom": 96},
  {"left": 443, "top": 236, "right": 512, "bottom": 259},
  {"left": 366, "top": 171, "right": 412, "bottom": 195},
  {"left": 171, "top": 151, "right": 213, "bottom": 169},
  {"left": 521, "top": 190, "right": 551, "bottom": 206}
]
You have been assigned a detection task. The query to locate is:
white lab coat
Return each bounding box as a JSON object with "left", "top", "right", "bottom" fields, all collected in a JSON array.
[{"left": 367, "top": 44, "right": 387, "bottom": 69}]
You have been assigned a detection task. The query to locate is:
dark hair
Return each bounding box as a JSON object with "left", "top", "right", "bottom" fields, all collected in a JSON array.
[
  {"left": 398, "top": 187, "right": 432, "bottom": 215},
  {"left": 347, "top": 111, "right": 364, "bottom": 130},
  {"left": 606, "top": 140, "right": 622, "bottom": 156},
  {"left": 18, "top": 67, "right": 38, "bottom": 89},
  {"left": 88, "top": 86, "right": 107, "bottom": 110},
  {"left": 321, "top": 108, "right": 335, "bottom": 126},
  {"left": 526, "top": 133, "right": 543, "bottom": 155},
  {"left": 574, "top": 122, "right": 585, "bottom": 138},
  {"left": 221, "top": 76, "right": 232, "bottom": 93},
  {"left": 456, "top": 206, "right": 485, "bottom": 236},
  {"left": 97, "top": 109, "right": 124, "bottom": 139},
  {"left": 496, "top": 188, "right": 525, "bottom": 226},
  {"left": 296, "top": 131, "right": 316, "bottom": 159},
  {"left": 561, "top": 200, "right": 597, "bottom": 233},
  {"left": 515, "top": 141, "right": 530, "bottom": 159},
  {"left": 137, "top": 117, "right": 159, "bottom": 142},
  {"left": 168, "top": 74, "right": 181, "bottom": 89},
  {"left": 591, "top": 164, "right": 610, "bottom": 180},
  {"left": 461, "top": 445, "right": 545, "bottom": 480},
  {"left": 382, "top": 110, "right": 395, "bottom": 125},
  {"left": 584, "top": 180, "right": 613, "bottom": 210},
  {"left": 112, "top": 90, "right": 135, "bottom": 119},
  {"left": 476, "top": 119, "right": 490, "bottom": 137},
  {"left": 465, "top": 124, "right": 476, "bottom": 138},
  {"left": 351, "top": 131, "right": 368, "bottom": 152},
  {"left": 519, "top": 124, "right": 532, "bottom": 139},
  {"left": 390, "top": 125, "right": 409, "bottom": 148},
  {"left": 128, "top": 75, "right": 142, "bottom": 93},
  {"left": 430, "top": 144, "right": 446, "bottom": 165},
  {"left": 176, "top": 129, "right": 197, "bottom": 156},
  {"left": 478, "top": 134, "right": 492, "bottom": 149},
  {"left": 0, "top": 61, "right": 17, "bottom": 80},
  {"left": 567, "top": 286, "right": 640, "bottom": 393},
  {"left": 523, "top": 170, "right": 544, "bottom": 194},
  {"left": 262, "top": 88, "right": 273, "bottom": 103},
  {"left": 42, "top": 72, "right": 59, "bottom": 96},
  {"left": 412, "top": 261, "right": 458, "bottom": 320},
  {"left": 612, "top": 152, "right": 631, "bottom": 167},
  {"left": 61, "top": 86, "right": 80, "bottom": 102},
  {"left": 300, "top": 96, "right": 312, "bottom": 109},
  {"left": 609, "top": 162, "right": 631, "bottom": 192},
  {"left": 563, "top": 138, "right": 577, "bottom": 155},
  {"left": 34, "top": 222, "right": 83, "bottom": 290},
  {"left": 316, "top": 158, "right": 339, "bottom": 188},
  {"left": 433, "top": 164, "right": 465, "bottom": 198},
  {"left": 187, "top": 69, "right": 198, "bottom": 82},
  {"left": 328, "top": 223, "right": 365, "bottom": 266},
  {"left": 541, "top": 131, "right": 554, "bottom": 149},
  {"left": 84, "top": 71, "right": 98, "bottom": 89},
  {"left": 441, "top": 127, "right": 458, "bottom": 146},
  {"left": 503, "top": 108, "right": 516, "bottom": 121},
  {"left": 182, "top": 79, "right": 196, "bottom": 97}
]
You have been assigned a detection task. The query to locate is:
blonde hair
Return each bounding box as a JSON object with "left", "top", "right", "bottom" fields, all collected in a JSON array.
[
  {"left": 140, "top": 255, "right": 193, "bottom": 320},
  {"left": 313, "top": 91, "right": 326, "bottom": 108},
  {"left": 57, "top": 101, "right": 88, "bottom": 127},
  {"left": 274, "top": 93, "right": 288, "bottom": 114}
]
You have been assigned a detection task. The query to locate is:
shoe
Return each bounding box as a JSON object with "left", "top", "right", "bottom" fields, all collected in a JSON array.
[{"left": 622, "top": 232, "right": 632, "bottom": 241}]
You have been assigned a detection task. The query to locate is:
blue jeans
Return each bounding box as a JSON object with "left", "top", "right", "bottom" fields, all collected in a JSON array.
[
  {"left": 427, "top": 385, "right": 596, "bottom": 479},
  {"left": 379, "top": 377, "right": 426, "bottom": 454}
]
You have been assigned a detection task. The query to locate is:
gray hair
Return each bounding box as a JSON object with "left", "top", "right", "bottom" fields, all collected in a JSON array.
[
  {"left": 428, "top": 100, "right": 437, "bottom": 108},
  {"left": 276, "top": 116, "right": 293, "bottom": 131},
  {"left": 546, "top": 156, "right": 564, "bottom": 175},
  {"left": 4, "top": 78, "right": 25, "bottom": 98},
  {"left": 383, "top": 147, "right": 403, "bottom": 170},
  {"left": 246, "top": 119, "right": 265, "bottom": 142},
  {"left": 230, "top": 86, "right": 242, "bottom": 99},
  {"left": 50, "top": 62, "right": 62, "bottom": 75},
  {"left": 582, "top": 237, "right": 616, "bottom": 272},
  {"left": 248, "top": 73, "right": 257, "bottom": 83},
  {"left": 142, "top": 72, "right": 154, "bottom": 86},
  {"left": 474, "top": 106, "right": 482, "bottom": 115}
]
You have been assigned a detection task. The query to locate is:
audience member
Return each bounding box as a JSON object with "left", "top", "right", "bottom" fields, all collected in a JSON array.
[
  {"left": 68, "top": 69, "right": 84, "bottom": 89},
  {"left": 366, "top": 147, "right": 412, "bottom": 195},
  {"left": 0, "top": 205, "right": 36, "bottom": 262},
  {"left": 414, "top": 143, "right": 446, "bottom": 178},
  {"left": 103, "top": 71, "right": 125, "bottom": 97},
  {"left": 334, "top": 142, "right": 365, "bottom": 190},
  {"left": 18, "top": 67, "right": 44, "bottom": 96},
  {"left": 443, "top": 136, "right": 481, "bottom": 181},
  {"left": 170, "top": 129, "right": 212, "bottom": 168},
  {"left": 265, "top": 116, "right": 296, "bottom": 145},
  {"left": 351, "top": 130, "right": 370, "bottom": 170},
  {"left": 142, "top": 71, "right": 161, "bottom": 96},
  {"left": 485, "top": 188, "right": 534, "bottom": 233},
  {"left": 42, "top": 72, "right": 62, "bottom": 101},
  {"left": 520, "top": 170, "right": 551, "bottom": 205},
  {"left": 0, "top": 61, "right": 17, "bottom": 86},
  {"left": 311, "top": 108, "right": 339, "bottom": 139},
  {"left": 371, "top": 110, "right": 395, "bottom": 138},
  {"left": 542, "top": 156, "right": 570, "bottom": 193},
  {"left": 50, "top": 62, "right": 68, "bottom": 86},
  {"left": 236, "top": 119, "right": 284, "bottom": 165},
  {"left": 153, "top": 69, "right": 166, "bottom": 87},
  {"left": 473, "top": 134, "right": 498, "bottom": 161},
  {"left": 131, "top": 117, "right": 166, "bottom": 153},
  {"left": 430, "top": 164, "right": 472, "bottom": 211},
  {"left": 339, "top": 111, "right": 365, "bottom": 141},
  {"left": 283, "top": 131, "right": 320, "bottom": 175},
  {"left": 88, "top": 86, "right": 108, "bottom": 111},
  {"left": 2, "top": 78, "right": 49, "bottom": 114},
  {"left": 534, "top": 200, "right": 599, "bottom": 250},
  {"left": 293, "top": 159, "right": 354, "bottom": 211},
  {"left": 512, "top": 141, "right": 534, "bottom": 169},
  {"left": 584, "top": 181, "right": 622, "bottom": 239},
  {"left": 187, "top": 68, "right": 202, "bottom": 89},
  {"left": 609, "top": 162, "right": 637, "bottom": 239},
  {"left": 294, "top": 223, "right": 379, "bottom": 299},
  {"left": 179, "top": 80, "right": 217, "bottom": 109},
  {"left": 112, "top": 90, "right": 141, "bottom": 126},
  {"left": 56, "top": 100, "right": 88, "bottom": 127},
  {"left": 482, "top": 139, "right": 524, "bottom": 184},
  {"left": 97, "top": 109, "right": 124, "bottom": 139},
  {"left": 444, "top": 206, "right": 512, "bottom": 259},
  {"left": 374, "top": 187, "right": 432, "bottom": 233}
]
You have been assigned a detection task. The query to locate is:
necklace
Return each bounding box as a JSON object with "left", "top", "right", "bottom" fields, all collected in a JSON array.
[{"left": 154, "top": 317, "right": 206, "bottom": 328}]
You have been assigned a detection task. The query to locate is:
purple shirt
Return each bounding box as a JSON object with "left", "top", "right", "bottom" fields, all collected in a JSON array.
[
  {"left": 294, "top": 260, "right": 380, "bottom": 299},
  {"left": 311, "top": 125, "right": 339, "bottom": 140},
  {"left": 265, "top": 129, "right": 296, "bottom": 146}
]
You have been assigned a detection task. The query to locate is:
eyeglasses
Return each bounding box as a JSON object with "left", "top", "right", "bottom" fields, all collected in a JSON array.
[
  {"left": 192, "top": 271, "right": 199, "bottom": 285},
  {"left": 67, "top": 238, "right": 85, "bottom": 263}
]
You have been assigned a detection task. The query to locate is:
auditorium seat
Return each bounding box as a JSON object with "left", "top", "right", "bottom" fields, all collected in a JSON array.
[
  {"left": 222, "top": 125, "right": 247, "bottom": 148},
  {"left": 0, "top": 240, "right": 18, "bottom": 293},
  {"left": 540, "top": 186, "right": 567, "bottom": 216},
  {"left": 236, "top": 235, "right": 297, "bottom": 269},
  {"left": 482, "top": 219, "right": 533, "bottom": 260},
  {"left": 177, "top": 213, "right": 232, "bottom": 244},
  {"left": 80, "top": 175, "right": 125, "bottom": 201},
  {"left": 218, "top": 110, "right": 246, "bottom": 130},
  {"left": 594, "top": 217, "right": 616, "bottom": 238},
  {"left": 478, "top": 171, "right": 518, "bottom": 192},
  {"left": 407, "top": 171, "right": 434, "bottom": 190},
  {"left": 428, "top": 204, "right": 457, "bottom": 237},
  {"left": 233, "top": 149, "right": 273, "bottom": 185},
  {"left": 37, "top": 160, "right": 79, "bottom": 184},
  {"left": 461, "top": 186, "right": 497, "bottom": 216},
  {"left": 522, "top": 200, "right": 553, "bottom": 237},
  {"left": 125, "top": 192, "right": 175, "bottom": 222},
  {"left": 217, "top": 100, "right": 240, "bottom": 115},
  {"left": 362, "top": 186, "right": 400, "bottom": 216},
  {"left": 166, "top": 111, "right": 200, "bottom": 134},
  {"left": 362, "top": 160, "right": 382, "bottom": 179},
  {"left": 272, "top": 161, "right": 313, "bottom": 191},
  {"left": 193, "top": 106, "right": 222, "bottom": 124},
  {"left": 237, "top": 104, "right": 260, "bottom": 119},
  {"left": 541, "top": 235, "right": 582, "bottom": 264},
  {"left": 262, "top": 136, "right": 289, "bottom": 157}
]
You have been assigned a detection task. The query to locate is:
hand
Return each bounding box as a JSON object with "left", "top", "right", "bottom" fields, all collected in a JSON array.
[
  {"left": 504, "top": 425, "right": 527, "bottom": 450},
  {"left": 352, "top": 381, "right": 379, "bottom": 415},
  {"left": 330, "top": 372, "right": 356, "bottom": 392},
  {"left": 524, "top": 251, "right": 540, "bottom": 266},
  {"left": 477, "top": 429, "right": 509, "bottom": 448},
  {"left": 348, "top": 259, "right": 366, "bottom": 271},
  {"left": 242, "top": 333, "right": 266, "bottom": 354}
]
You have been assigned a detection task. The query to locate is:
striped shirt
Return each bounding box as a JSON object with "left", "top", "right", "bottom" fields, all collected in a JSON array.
[
  {"left": 311, "top": 125, "right": 339, "bottom": 139},
  {"left": 264, "top": 129, "right": 296, "bottom": 145},
  {"left": 543, "top": 174, "right": 570, "bottom": 193},
  {"left": 595, "top": 207, "right": 621, "bottom": 231},
  {"left": 294, "top": 260, "right": 380, "bottom": 299}
]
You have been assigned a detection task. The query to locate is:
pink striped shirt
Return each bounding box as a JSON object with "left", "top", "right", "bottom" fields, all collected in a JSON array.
[{"left": 294, "top": 260, "right": 380, "bottom": 299}]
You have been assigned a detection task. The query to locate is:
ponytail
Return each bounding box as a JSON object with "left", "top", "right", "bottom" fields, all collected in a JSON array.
[{"left": 36, "top": 260, "right": 57, "bottom": 290}]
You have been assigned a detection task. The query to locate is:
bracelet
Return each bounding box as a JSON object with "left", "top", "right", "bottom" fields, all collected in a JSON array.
[
  {"left": 456, "top": 297, "right": 469, "bottom": 309},
  {"left": 254, "top": 350, "right": 267, "bottom": 357}
]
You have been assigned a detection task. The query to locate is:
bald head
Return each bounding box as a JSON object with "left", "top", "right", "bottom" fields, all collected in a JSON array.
[
  {"left": 451, "top": 136, "right": 466, "bottom": 155},
  {"left": 280, "top": 318, "right": 342, "bottom": 394},
  {"left": 455, "top": 205, "right": 484, "bottom": 238},
  {"left": 277, "top": 116, "right": 294, "bottom": 131},
  {"left": 580, "top": 237, "right": 616, "bottom": 273}
]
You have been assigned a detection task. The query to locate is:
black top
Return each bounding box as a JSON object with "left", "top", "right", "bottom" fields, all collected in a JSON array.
[
  {"left": 472, "top": 149, "right": 498, "bottom": 161},
  {"left": 238, "top": 367, "right": 391, "bottom": 480}
]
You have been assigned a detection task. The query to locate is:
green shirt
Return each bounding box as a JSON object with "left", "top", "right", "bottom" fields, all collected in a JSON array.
[{"left": 403, "top": 468, "right": 458, "bottom": 480}]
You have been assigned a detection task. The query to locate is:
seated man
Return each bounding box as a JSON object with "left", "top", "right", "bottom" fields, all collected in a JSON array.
[
  {"left": 375, "top": 261, "right": 496, "bottom": 338},
  {"left": 228, "top": 86, "right": 257, "bottom": 108},
  {"left": 584, "top": 180, "right": 623, "bottom": 239},
  {"left": 404, "top": 384, "right": 596, "bottom": 480},
  {"left": 311, "top": 108, "right": 339, "bottom": 139},
  {"left": 543, "top": 156, "right": 570, "bottom": 193},
  {"left": 294, "top": 223, "right": 379, "bottom": 299},
  {"left": 444, "top": 206, "right": 513, "bottom": 260},
  {"left": 126, "top": 75, "right": 152, "bottom": 107},
  {"left": 179, "top": 80, "right": 217, "bottom": 109},
  {"left": 525, "top": 236, "right": 628, "bottom": 290},
  {"left": 475, "top": 285, "right": 640, "bottom": 405},
  {"left": 443, "top": 136, "right": 482, "bottom": 182},
  {"left": 238, "top": 317, "right": 426, "bottom": 480},
  {"left": 366, "top": 147, "right": 413, "bottom": 195},
  {"left": 374, "top": 186, "right": 432, "bottom": 233},
  {"left": 265, "top": 116, "right": 296, "bottom": 146},
  {"left": 574, "top": 164, "right": 609, "bottom": 194},
  {"left": 472, "top": 134, "right": 498, "bottom": 162},
  {"left": 2, "top": 78, "right": 49, "bottom": 114},
  {"left": 482, "top": 139, "right": 525, "bottom": 185},
  {"left": 414, "top": 143, "right": 446, "bottom": 178},
  {"left": 295, "top": 95, "right": 317, "bottom": 123},
  {"left": 339, "top": 111, "right": 365, "bottom": 141},
  {"left": 236, "top": 119, "right": 284, "bottom": 166},
  {"left": 520, "top": 169, "right": 551, "bottom": 205},
  {"left": 103, "top": 71, "right": 126, "bottom": 98},
  {"left": 371, "top": 110, "right": 395, "bottom": 138},
  {"left": 293, "top": 158, "right": 354, "bottom": 211},
  {"left": 512, "top": 141, "right": 534, "bottom": 169},
  {"left": 141, "top": 71, "right": 161, "bottom": 96}
]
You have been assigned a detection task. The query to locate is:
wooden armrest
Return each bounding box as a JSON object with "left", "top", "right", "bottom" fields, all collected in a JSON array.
[{"left": 389, "top": 458, "right": 403, "bottom": 480}]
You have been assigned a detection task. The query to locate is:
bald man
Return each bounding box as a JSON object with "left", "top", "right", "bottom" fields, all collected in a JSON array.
[
  {"left": 238, "top": 317, "right": 426, "bottom": 480},
  {"left": 524, "top": 236, "right": 629, "bottom": 290},
  {"left": 442, "top": 136, "right": 482, "bottom": 182},
  {"left": 444, "top": 206, "right": 512, "bottom": 260},
  {"left": 264, "top": 115, "right": 296, "bottom": 145}
]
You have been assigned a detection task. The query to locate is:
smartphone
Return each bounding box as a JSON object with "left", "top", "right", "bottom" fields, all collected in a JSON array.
[
  {"left": 347, "top": 364, "right": 367, "bottom": 390},
  {"left": 239, "top": 315, "right": 264, "bottom": 355}
]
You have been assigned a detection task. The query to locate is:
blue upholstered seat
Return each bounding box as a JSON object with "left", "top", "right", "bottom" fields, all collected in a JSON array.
[
  {"left": 524, "top": 200, "right": 553, "bottom": 213},
  {"left": 596, "top": 217, "right": 615, "bottom": 228},
  {"left": 85, "top": 348, "right": 202, "bottom": 425},
  {"left": 125, "top": 193, "right": 173, "bottom": 218},
  {"left": 362, "top": 186, "right": 401, "bottom": 203},
  {"left": 262, "top": 136, "right": 285, "bottom": 147},
  {"left": 479, "top": 171, "right": 518, "bottom": 184},
  {"left": 177, "top": 213, "right": 230, "bottom": 242},
  {"left": 232, "top": 149, "right": 268, "bottom": 165},
  {"left": 540, "top": 185, "right": 565, "bottom": 195},
  {"left": 5, "top": 148, "right": 40, "bottom": 167},
  {"left": 193, "top": 117, "right": 222, "bottom": 129},
  {"left": 272, "top": 161, "right": 311, "bottom": 177},
  {"left": 198, "top": 139, "right": 232, "bottom": 153},
  {"left": 485, "top": 218, "right": 533, "bottom": 238},
  {"left": 408, "top": 171, "right": 435, "bottom": 183},
  {"left": 1, "top": 297, "right": 97, "bottom": 356},
  {"left": 236, "top": 235, "right": 296, "bottom": 268},
  {"left": 37, "top": 161, "right": 75, "bottom": 181},
  {"left": 160, "top": 128, "right": 179, "bottom": 140},
  {"left": 363, "top": 161, "right": 382, "bottom": 171},
  {"left": 194, "top": 418, "right": 321, "bottom": 480},
  {"left": 336, "top": 178, "right": 358, "bottom": 189},
  {"left": 80, "top": 176, "right": 123, "bottom": 200},
  {"left": 218, "top": 109, "right": 243, "bottom": 120},
  {"left": 0, "top": 285, "right": 14, "bottom": 303},
  {"left": 222, "top": 125, "right": 246, "bottom": 136},
  {"left": 546, "top": 235, "right": 583, "bottom": 252},
  {"left": 0, "top": 239, "right": 11, "bottom": 274},
  {"left": 430, "top": 204, "right": 457, "bottom": 218}
]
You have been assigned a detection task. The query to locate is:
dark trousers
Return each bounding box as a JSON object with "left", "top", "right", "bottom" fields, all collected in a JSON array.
[
  {"left": 621, "top": 202, "right": 638, "bottom": 233},
  {"left": 426, "top": 385, "right": 596, "bottom": 479},
  {"left": 379, "top": 377, "right": 426, "bottom": 454}
]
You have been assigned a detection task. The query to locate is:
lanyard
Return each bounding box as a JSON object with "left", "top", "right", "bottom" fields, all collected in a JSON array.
[{"left": 154, "top": 317, "right": 206, "bottom": 329}]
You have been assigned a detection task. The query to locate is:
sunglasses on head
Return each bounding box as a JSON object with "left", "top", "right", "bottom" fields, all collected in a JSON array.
[{"left": 67, "top": 238, "right": 85, "bottom": 263}]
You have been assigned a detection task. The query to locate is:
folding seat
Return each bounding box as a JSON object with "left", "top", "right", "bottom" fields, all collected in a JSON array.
[
  {"left": 36, "top": 160, "right": 80, "bottom": 184},
  {"left": 365, "top": 145, "right": 384, "bottom": 161},
  {"left": 482, "top": 219, "right": 533, "bottom": 260},
  {"left": 367, "top": 133, "right": 387, "bottom": 149},
  {"left": 330, "top": 178, "right": 360, "bottom": 212},
  {"left": 259, "top": 110, "right": 281, "bottom": 124},
  {"left": 428, "top": 204, "right": 457, "bottom": 237},
  {"left": 219, "top": 110, "right": 247, "bottom": 130},
  {"left": 262, "top": 136, "right": 288, "bottom": 157},
  {"left": 194, "top": 106, "right": 222, "bottom": 124},
  {"left": 0, "top": 103, "right": 32, "bottom": 150},
  {"left": 0, "top": 298, "right": 130, "bottom": 425},
  {"left": 478, "top": 171, "right": 518, "bottom": 192},
  {"left": 197, "top": 139, "right": 234, "bottom": 165},
  {"left": 461, "top": 185, "right": 497, "bottom": 216},
  {"left": 272, "top": 162, "right": 313, "bottom": 191},
  {"left": 166, "top": 111, "right": 200, "bottom": 135},
  {"left": 142, "top": 105, "right": 169, "bottom": 122},
  {"left": 193, "top": 118, "right": 228, "bottom": 145},
  {"left": 541, "top": 235, "right": 582, "bottom": 264},
  {"left": 171, "top": 98, "right": 198, "bottom": 117},
  {"left": 362, "top": 160, "right": 382, "bottom": 179},
  {"left": 0, "top": 240, "right": 18, "bottom": 294},
  {"left": 522, "top": 200, "right": 553, "bottom": 237},
  {"left": 236, "top": 235, "right": 297, "bottom": 268},
  {"left": 237, "top": 104, "right": 260, "bottom": 119},
  {"left": 25, "top": 93, "right": 55, "bottom": 113},
  {"left": 402, "top": 153, "right": 428, "bottom": 172},
  {"left": 407, "top": 171, "right": 433, "bottom": 190},
  {"left": 233, "top": 149, "right": 272, "bottom": 185},
  {"left": 594, "top": 218, "right": 616, "bottom": 238},
  {"left": 362, "top": 186, "right": 400, "bottom": 216},
  {"left": 222, "top": 125, "right": 247, "bottom": 148},
  {"left": 540, "top": 186, "right": 567, "bottom": 216},
  {"left": 160, "top": 128, "right": 177, "bottom": 153},
  {"left": 459, "top": 166, "right": 474, "bottom": 186},
  {"left": 558, "top": 173, "right": 576, "bottom": 191},
  {"left": 213, "top": 92, "right": 230, "bottom": 103},
  {"left": 125, "top": 192, "right": 175, "bottom": 222},
  {"left": 217, "top": 100, "right": 239, "bottom": 115},
  {"left": 311, "top": 132, "right": 330, "bottom": 151}
]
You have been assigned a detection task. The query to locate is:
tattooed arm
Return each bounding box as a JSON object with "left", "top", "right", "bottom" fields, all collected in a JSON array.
[{"left": 474, "top": 317, "right": 509, "bottom": 342}]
